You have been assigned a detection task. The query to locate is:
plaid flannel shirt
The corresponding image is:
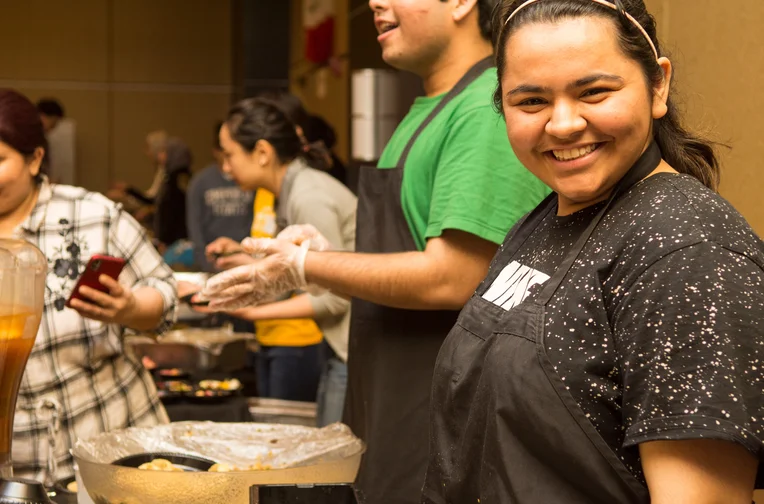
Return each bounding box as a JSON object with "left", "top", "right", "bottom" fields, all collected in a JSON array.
[{"left": 11, "top": 180, "right": 177, "bottom": 482}]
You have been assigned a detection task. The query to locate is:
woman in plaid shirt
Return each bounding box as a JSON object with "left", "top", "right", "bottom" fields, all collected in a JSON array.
[{"left": 0, "top": 89, "right": 177, "bottom": 482}]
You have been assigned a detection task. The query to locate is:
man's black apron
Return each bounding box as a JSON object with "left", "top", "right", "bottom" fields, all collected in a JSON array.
[
  {"left": 422, "top": 143, "right": 664, "bottom": 503},
  {"left": 346, "top": 57, "right": 494, "bottom": 504}
]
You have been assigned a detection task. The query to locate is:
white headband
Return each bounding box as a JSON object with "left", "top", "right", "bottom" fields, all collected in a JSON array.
[{"left": 503, "top": 0, "right": 659, "bottom": 60}]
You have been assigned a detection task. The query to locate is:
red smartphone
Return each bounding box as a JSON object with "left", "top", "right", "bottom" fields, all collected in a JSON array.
[{"left": 65, "top": 254, "right": 126, "bottom": 309}]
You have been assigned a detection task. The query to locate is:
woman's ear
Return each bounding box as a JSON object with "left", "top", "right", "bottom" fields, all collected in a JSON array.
[
  {"left": 254, "top": 139, "right": 276, "bottom": 167},
  {"left": 28, "top": 147, "right": 45, "bottom": 177},
  {"left": 652, "top": 57, "right": 673, "bottom": 120}
]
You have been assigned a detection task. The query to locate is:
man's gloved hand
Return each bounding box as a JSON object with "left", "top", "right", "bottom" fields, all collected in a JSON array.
[
  {"left": 273, "top": 224, "right": 332, "bottom": 295},
  {"left": 200, "top": 239, "right": 309, "bottom": 311},
  {"left": 276, "top": 224, "right": 332, "bottom": 252},
  {"left": 200, "top": 224, "right": 336, "bottom": 311}
]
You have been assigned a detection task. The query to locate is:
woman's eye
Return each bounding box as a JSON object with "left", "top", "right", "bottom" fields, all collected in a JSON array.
[
  {"left": 581, "top": 88, "right": 611, "bottom": 98},
  {"left": 518, "top": 98, "right": 546, "bottom": 107}
]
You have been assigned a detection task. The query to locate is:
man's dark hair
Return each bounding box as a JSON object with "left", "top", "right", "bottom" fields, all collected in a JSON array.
[{"left": 36, "top": 98, "right": 65, "bottom": 118}]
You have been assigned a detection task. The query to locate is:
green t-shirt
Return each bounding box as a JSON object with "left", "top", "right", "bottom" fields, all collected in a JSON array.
[{"left": 378, "top": 69, "right": 551, "bottom": 250}]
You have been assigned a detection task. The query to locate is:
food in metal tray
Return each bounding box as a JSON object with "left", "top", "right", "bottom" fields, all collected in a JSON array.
[
  {"left": 208, "top": 460, "right": 272, "bottom": 472},
  {"left": 138, "top": 458, "right": 184, "bottom": 472},
  {"left": 198, "top": 378, "right": 241, "bottom": 391},
  {"left": 163, "top": 381, "right": 193, "bottom": 393},
  {"left": 158, "top": 368, "right": 185, "bottom": 377},
  {"left": 135, "top": 458, "right": 273, "bottom": 473}
]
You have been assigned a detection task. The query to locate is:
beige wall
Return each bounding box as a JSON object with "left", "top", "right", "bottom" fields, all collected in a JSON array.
[
  {"left": 645, "top": 0, "right": 764, "bottom": 235},
  {"left": 0, "top": 0, "right": 232, "bottom": 193},
  {"left": 289, "top": 0, "right": 350, "bottom": 164},
  {"left": 645, "top": 5, "right": 764, "bottom": 502}
]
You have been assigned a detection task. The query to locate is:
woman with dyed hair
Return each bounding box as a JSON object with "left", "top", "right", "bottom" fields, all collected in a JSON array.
[{"left": 0, "top": 89, "right": 176, "bottom": 482}]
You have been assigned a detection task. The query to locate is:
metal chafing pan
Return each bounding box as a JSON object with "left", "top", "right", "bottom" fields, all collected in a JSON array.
[{"left": 126, "top": 328, "right": 256, "bottom": 373}]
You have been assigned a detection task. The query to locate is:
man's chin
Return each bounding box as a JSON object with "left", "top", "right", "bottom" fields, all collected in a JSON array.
[{"left": 381, "top": 50, "right": 416, "bottom": 73}]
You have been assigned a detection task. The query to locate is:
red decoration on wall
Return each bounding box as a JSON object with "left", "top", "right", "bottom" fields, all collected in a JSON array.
[{"left": 304, "top": 0, "right": 335, "bottom": 64}]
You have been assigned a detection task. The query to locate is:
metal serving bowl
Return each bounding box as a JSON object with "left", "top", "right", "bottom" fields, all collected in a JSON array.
[
  {"left": 72, "top": 422, "right": 364, "bottom": 504},
  {"left": 75, "top": 454, "right": 362, "bottom": 504}
]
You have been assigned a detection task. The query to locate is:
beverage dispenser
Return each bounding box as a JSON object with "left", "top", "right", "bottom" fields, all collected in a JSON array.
[{"left": 0, "top": 239, "right": 49, "bottom": 503}]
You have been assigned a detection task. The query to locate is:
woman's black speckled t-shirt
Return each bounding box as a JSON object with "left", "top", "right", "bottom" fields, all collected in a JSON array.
[{"left": 480, "top": 172, "right": 764, "bottom": 483}]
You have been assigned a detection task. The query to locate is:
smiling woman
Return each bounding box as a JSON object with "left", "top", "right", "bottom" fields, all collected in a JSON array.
[
  {"left": 0, "top": 88, "right": 178, "bottom": 484},
  {"left": 422, "top": 1, "right": 764, "bottom": 504},
  {"left": 499, "top": 14, "right": 673, "bottom": 215},
  {"left": 492, "top": 0, "right": 719, "bottom": 209}
]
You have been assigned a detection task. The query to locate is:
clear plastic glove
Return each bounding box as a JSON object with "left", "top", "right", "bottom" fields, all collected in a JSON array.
[
  {"left": 273, "top": 225, "right": 331, "bottom": 296},
  {"left": 200, "top": 241, "right": 309, "bottom": 311},
  {"left": 276, "top": 224, "right": 332, "bottom": 252}
]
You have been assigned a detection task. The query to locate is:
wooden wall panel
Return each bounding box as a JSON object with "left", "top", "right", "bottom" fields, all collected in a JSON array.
[
  {"left": 647, "top": 0, "right": 763, "bottom": 234},
  {"left": 0, "top": 0, "right": 109, "bottom": 81},
  {"left": 0, "top": 0, "right": 233, "bottom": 194},
  {"left": 111, "top": 0, "right": 232, "bottom": 85},
  {"left": 663, "top": 0, "right": 763, "bottom": 234}
]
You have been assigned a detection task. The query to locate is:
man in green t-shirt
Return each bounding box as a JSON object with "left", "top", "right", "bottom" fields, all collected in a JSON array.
[{"left": 201, "top": 1, "right": 550, "bottom": 503}]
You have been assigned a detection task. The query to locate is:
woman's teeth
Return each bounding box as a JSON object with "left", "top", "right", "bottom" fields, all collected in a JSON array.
[{"left": 552, "top": 143, "right": 599, "bottom": 161}]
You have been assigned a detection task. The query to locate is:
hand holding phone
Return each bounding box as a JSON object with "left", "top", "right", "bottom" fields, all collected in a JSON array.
[
  {"left": 66, "top": 255, "right": 136, "bottom": 325},
  {"left": 179, "top": 292, "right": 210, "bottom": 307}
]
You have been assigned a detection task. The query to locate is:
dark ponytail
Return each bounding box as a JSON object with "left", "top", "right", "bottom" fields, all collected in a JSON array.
[
  {"left": 492, "top": 0, "right": 721, "bottom": 190},
  {"left": 300, "top": 139, "right": 333, "bottom": 172},
  {"left": 225, "top": 96, "right": 331, "bottom": 172}
]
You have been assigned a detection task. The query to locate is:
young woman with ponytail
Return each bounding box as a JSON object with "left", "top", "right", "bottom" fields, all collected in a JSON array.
[
  {"left": 201, "top": 97, "right": 357, "bottom": 423},
  {"left": 420, "top": 1, "right": 764, "bottom": 503}
]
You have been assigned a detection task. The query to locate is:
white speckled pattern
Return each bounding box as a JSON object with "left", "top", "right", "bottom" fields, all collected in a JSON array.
[{"left": 481, "top": 172, "right": 764, "bottom": 482}]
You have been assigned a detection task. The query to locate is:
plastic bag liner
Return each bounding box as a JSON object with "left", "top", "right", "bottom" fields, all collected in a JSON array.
[{"left": 72, "top": 422, "right": 364, "bottom": 470}]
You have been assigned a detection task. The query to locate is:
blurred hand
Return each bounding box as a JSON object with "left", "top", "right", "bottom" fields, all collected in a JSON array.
[
  {"left": 190, "top": 299, "right": 215, "bottom": 314},
  {"left": 142, "top": 355, "right": 157, "bottom": 370},
  {"left": 177, "top": 280, "right": 202, "bottom": 299},
  {"left": 133, "top": 205, "right": 154, "bottom": 223},
  {"left": 69, "top": 275, "right": 137, "bottom": 326},
  {"left": 205, "top": 237, "right": 252, "bottom": 270},
  {"left": 205, "top": 237, "right": 242, "bottom": 259},
  {"left": 215, "top": 253, "right": 256, "bottom": 271},
  {"left": 106, "top": 188, "right": 126, "bottom": 201}
]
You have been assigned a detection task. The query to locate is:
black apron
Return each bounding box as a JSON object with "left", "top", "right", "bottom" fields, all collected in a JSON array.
[
  {"left": 347, "top": 57, "right": 494, "bottom": 504},
  {"left": 423, "top": 143, "right": 663, "bottom": 504}
]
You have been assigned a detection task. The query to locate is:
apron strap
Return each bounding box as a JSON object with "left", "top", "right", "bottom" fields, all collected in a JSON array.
[
  {"left": 499, "top": 192, "right": 559, "bottom": 259},
  {"left": 397, "top": 56, "right": 494, "bottom": 168},
  {"left": 536, "top": 141, "right": 663, "bottom": 305}
]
